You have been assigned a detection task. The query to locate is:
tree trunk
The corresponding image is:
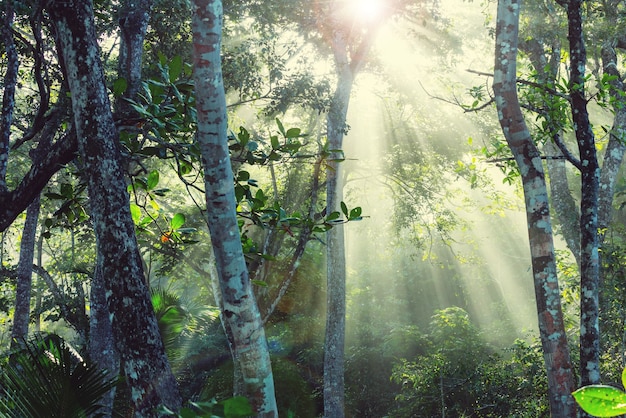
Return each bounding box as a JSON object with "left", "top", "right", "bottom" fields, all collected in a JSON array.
[
  {"left": 10, "top": 196, "right": 40, "bottom": 349},
  {"left": 493, "top": 0, "right": 576, "bottom": 415},
  {"left": 323, "top": 33, "right": 353, "bottom": 418},
  {"left": 598, "top": 43, "right": 626, "bottom": 239},
  {"left": 560, "top": 0, "right": 601, "bottom": 387},
  {"left": 45, "top": 1, "right": 181, "bottom": 415},
  {"left": 0, "top": 0, "right": 18, "bottom": 192},
  {"left": 89, "top": 263, "right": 120, "bottom": 417},
  {"left": 191, "top": 1, "right": 278, "bottom": 416}
]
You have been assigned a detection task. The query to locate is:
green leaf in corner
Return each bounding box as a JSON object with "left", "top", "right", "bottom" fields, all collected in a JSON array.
[{"left": 572, "top": 385, "right": 626, "bottom": 417}]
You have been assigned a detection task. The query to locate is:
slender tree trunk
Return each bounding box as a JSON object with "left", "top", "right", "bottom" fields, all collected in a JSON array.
[
  {"left": 45, "top": 1, "right": 181, "bottom": 415},
  {"left": 117, "top": 0, "right": 152, "bottom": 103},
  {"left": 598, "top": 43, "right": 626, "bottom": 239},
  {"left": 560, "top": 0, "right": 601, "bottom": 387},
  {"left": 493, "top": 0, "right": 576, "bottom": 415},
  {"left": 323, "top": 39, "right": 353, "bottom": 418},
  {"left": 191, "top": 1, "right": 277, "bottom": 416},
  {"left": 10, "top": 196, "right": 40, "bottom": 349}
]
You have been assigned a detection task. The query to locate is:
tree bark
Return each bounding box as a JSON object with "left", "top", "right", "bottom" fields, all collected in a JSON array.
[
  {"left": 323, "top": 28, "right": 353, "bottom": 418},
  {"left": 192, "top": 1, "right": 278, "bottom": 416},
  {"left": 493, "top": 0, "right": 576, "bottom": 415},
  {"left": 0, "top": 0, "right": 18, "bottom": 192},
  {"left": 89, "top": 264, "right": 119, "bottom": 416},
  {"left": 45, "top": 1, "right": 181, "bottom": 415},
  {"left": 560, "top": 0, "right": 601, "bottom": 387},
  {"left": 598, "top": 43, "right": 626, "bottom": 239},
  {"left": 10, "top": 196, "right": 40, "bottom": 349}
]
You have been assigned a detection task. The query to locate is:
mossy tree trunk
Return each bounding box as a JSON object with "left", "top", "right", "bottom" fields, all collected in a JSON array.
[
  {"left": 493, "top": 0, "right": 576, "bottom": 415},
  {"left": 46, "top": 0, "right": 181, "bottom": 415}
]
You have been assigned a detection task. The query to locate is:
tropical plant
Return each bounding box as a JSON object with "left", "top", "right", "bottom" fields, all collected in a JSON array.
[{"left": 0, "top": 333, "right": 118, "bottom": 417}]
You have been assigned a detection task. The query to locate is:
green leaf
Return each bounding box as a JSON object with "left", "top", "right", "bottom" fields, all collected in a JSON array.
[
  {"left": 349, "top": 206, "right": 362, "bottom": 219},
  {"left": 622, "top": 367, "right": 626, "bottom": 390},
  {"left": 222, "top": 396, "right": 253, "bottom": 417},
  {"left": 113, "top": 77, "right": 127, "bottom": 97},
  {"left": 325, "top": 211, "right": 341, "bottom": 222},
  {"left": 147, "top": 170, "right": 160, "bottom": 190},
  {"left": 170, "top": 213, "right": 186, "bottom": 230},
  {"left": 169, "top": 56, "right": 183, "bottom": 82},
  {"left": 60, "top": 183, "right": 73, "bottom": 198},
  {"left": 271, "top": 135, "right": 280, "bottom": 150},
  {"left": 251, "top": 280, "right": 268, "bottom": 287},
  {"left": 285, "top": 127, "right": 301, "bottom": 138},
  {"left": 275, "top": 118, "right": 286, "bottom": 136},
  {"left": 572, "top": 385, "right": 626, "bottom": 417},
  {"left": 237, "top": 170, "right": 250, "bottom": 181},
  {"left": 130, "top": 204, "right": 141, "bottom": 224},
  {"left": 340, "top": 201, "right": 348, "bottom": 218}
]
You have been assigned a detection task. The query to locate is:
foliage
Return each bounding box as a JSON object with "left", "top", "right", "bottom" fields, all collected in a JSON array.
[
  {"left": 160, "top": 397, "right": 253, "bottom": 418},
  {"left": 390, "top": 309, "right": 549, "bottom": 417},
  {"left": 0, "top": 333, "right": 118, "bottom": 418}
]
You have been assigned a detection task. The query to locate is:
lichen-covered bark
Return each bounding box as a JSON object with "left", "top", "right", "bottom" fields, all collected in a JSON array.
[
  {"left": 89, "top": 264, "right": 119, "bottom": 416},
  {"left": 45, "top": 1, "right": 181, "bottom": 415},
  {"left": 0, "top": 0, "right": 18, "bottom": 192},
  {"left": 493, "top": 0, "right": 576, "bottom": 415},
  {"left": 599, "top": 43, "right": 626, "bottom": 237},
  {"left": 118, "top": 0, "right": 152, "bottom": 100},
  {"left": 560, "top": 0, "right": 601, "bottom": 387},
  {"left": 519, "top": 39, "right": 583, "bottom": 266},
  {"left": 10, "top": 196, "right": 40, "bottom": 348},
  {"left": 191, "top": 1, "right": 277, "bottom": 416}
]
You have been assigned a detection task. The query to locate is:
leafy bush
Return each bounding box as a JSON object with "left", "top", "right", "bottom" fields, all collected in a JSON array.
[{"left": 389, "top": 308, "right": 549, "bottom": 417}]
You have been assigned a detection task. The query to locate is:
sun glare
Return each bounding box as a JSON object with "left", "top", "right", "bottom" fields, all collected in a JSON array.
[{"left": 350, "top": 0, "right": 386, "bottom": 23}]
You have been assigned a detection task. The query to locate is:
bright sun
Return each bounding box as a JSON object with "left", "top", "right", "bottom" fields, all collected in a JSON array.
[{"left": 350, "top": 0, "right": 386, "bottom": 23}]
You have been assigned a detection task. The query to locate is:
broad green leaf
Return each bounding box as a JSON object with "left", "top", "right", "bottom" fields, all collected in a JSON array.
[
  {"left": 147, "top": 170, "right": 159, "bottom": 190},
  {"left": 129, "top": 204, "right": 141, "bottom": 224},
  {"left": 113, "top": 77, "right": 127, "bottom": 97},
  {"left": 349, "top": 207, "right": 362, "bottom": 219},
  {"left": 271, "top": 135, "right": 280, "bottom": 150},
  {"left": 169, "top": 55, "right": 183, "bottom": 82},
  {"left": 170, "top": 213, "right": 186, "bottom": 230},
  {"left": 572, "top": 385, "right": 626, "bottom": 417},
  {"left": 622, "top": 367, "right": 626, "bottom": 390},
  {"left": 285, "top": 127, "right": 301, "bottom": 138}
]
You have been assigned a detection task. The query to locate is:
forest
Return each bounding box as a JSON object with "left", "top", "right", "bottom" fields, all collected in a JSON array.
[{"left": 2, "top": 0, "right": 626, "bottom": 416}]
